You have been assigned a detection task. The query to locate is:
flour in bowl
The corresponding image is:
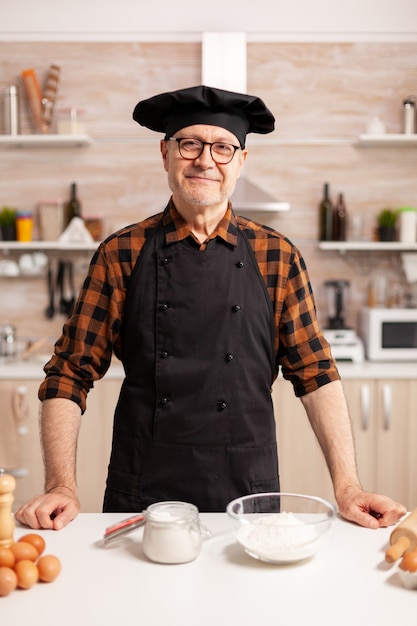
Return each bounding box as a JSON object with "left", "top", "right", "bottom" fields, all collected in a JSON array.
[{"left": 236, "top": 511, "right": 320, "bottom": 562}]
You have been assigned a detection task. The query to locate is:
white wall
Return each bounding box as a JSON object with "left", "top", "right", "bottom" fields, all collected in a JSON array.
[{"left": 2, "top": 0, "right": 417, "bottom": 41}]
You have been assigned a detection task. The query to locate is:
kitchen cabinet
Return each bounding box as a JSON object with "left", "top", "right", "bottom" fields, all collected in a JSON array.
[
  {"left": 272, "top": 376, "right": 417, "bottom": 510},
  {"left": 0, "top": 377, "right": 118, "bottom": 513},
  {"left": 76, "top": 378, "right": 118, "bottom": 512},
  {"left": 2, "top": 369, "right": 415, "bottom": 512},
  {"left": 272, "top": 379, "right": 334, "bottom": 503},
  {"left": 0, "top": 380, "right": 44, "bottom": 510},
  {"left": 342, "top": 378, "right": 417, "bottom": 509}
]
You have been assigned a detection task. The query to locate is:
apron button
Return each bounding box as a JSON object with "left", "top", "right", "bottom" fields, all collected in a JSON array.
[
  {"left": 161, "top": 303, "right": 169, "bottom": 311},
  {"left": 232, "top": 304, "right": 241, "bottom": 312},
  {"left": 217, "top": 400, "right": 227, "bottom": 411},
  {"left": 160, "top": 396, "right": 170, "bottom": 404},
  {"left": 236, "top": 261, "right": 244, "bottom": 268},
  {"left": 161, "top": 351, "right": 169, "bottom": 359},
  {"left": 225, "top": 353, "right": 234, "bottom": 361},
  {"left": 161, "top": 257, "right": 170, "bottom": 265}
]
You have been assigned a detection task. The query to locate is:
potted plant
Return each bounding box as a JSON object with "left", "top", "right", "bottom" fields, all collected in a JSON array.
[
  {"left": 377, "top": 208, "right": 398, "bottom": 241},
  {"left": 0, "top": 207, "right": 17, "bottom": 241}
]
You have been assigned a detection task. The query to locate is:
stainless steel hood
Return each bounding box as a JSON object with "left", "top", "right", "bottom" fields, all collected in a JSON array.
[
  {"left": 232, "top": 177, "right": 290, "bottom": 212},
  {"left": 202, "top": 32, "right": 290, "bottom": 213}
]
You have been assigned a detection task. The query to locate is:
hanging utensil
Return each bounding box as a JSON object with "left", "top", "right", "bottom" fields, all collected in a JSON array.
[
  {"left": 57, "top": 260, "right": 66, "bottom": 315},
  {"left": 45, "top": 260, "right": 55, "bottom": 319},
  {"left": 66, "top": 261, "right": 76, "bottom": 317},
  {"left": 60, "top": 261, "right": 76, "bottom": 318}
]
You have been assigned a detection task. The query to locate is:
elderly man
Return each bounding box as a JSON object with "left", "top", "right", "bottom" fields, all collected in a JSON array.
[{"left": 16, "top": 85, "right": 405, "bottom": 530}]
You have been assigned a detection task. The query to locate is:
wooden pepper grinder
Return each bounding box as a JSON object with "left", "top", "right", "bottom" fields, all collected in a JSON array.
[{"left": 0, "top": 468, "right": 16, "bottom": 547}]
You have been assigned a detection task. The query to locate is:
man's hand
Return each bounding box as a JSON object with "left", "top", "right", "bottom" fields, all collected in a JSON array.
[
  {"left": 336, "top": 485, "right": 407, "bottom": 529},
  {"left": 14, "top": 487, "right": 80, "bottom": 530}
]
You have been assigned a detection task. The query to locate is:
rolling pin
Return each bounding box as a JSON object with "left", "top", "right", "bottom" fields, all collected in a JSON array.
[{"left": 385, "top": 508, "right": 417, "bottom": 563}]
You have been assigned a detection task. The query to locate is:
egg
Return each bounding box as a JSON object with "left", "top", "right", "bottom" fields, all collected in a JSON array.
[
  {"left": 37, "top": 554, "right": 62, "bottom": 582},
  {"left": 14, "top": 559, "right": 39, "bottom": 589},
  {"left": 399, "top": 550, "right": 417, "bottom": 573},
  {"left": 0, "top": 546, "right": 15, "bottom": 569},
  {"left": 18, "top": 533, "right": 46, "bottom": 557},
  {"left": 0, "top": 567, "right": 18, "bottom": 596},
  {"left": 10, "top": 541, "right": 38, "bottom": 563}
]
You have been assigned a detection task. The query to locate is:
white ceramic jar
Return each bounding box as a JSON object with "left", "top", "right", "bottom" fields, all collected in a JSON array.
[
  {"left": 403, "top": 98, "right": 416, "bottom": 134},
  {"left": 398, "top": 207, "right": 417, "bottom": 243},
  {"left": 142, "top": 501, "right": 210, "bottom": 564}
]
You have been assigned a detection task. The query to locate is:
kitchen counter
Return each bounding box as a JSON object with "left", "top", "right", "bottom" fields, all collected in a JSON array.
[
  {"left": 2, "top": 513, "right": 415, "bottom": 625},
  {"left": 0, "top": 358, "right": 415, "bottom": 380}
]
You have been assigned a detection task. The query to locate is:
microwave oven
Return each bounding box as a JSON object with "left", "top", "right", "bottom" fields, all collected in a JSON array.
[{"left": 360, "top": 307, "right": 417, "bottom": 361}]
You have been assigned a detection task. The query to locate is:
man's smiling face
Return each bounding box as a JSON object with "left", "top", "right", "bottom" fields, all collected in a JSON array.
[{"left": 160, "top": 124, "right": 247, "bottom": 211}]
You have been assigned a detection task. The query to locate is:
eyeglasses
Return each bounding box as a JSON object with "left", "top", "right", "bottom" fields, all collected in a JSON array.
[{"left": 168, "top": 137, "right": 241, "bottom": 164}]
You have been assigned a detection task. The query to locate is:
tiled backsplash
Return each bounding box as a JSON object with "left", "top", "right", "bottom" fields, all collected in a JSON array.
[{"left": 1, "top": 41, "right": 417, "bottom": 340}]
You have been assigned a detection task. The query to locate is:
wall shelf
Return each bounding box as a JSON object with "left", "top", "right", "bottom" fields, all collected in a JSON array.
[
  {"left": 0, "top": 134, "right": 93, "bottom": 148},
  {"left": 357, "top": 134, "right": 417, "bottom": 146},
  {"left": 319, "top": 241, "right": 417, "bottom": 252},
  {"left": 17, "top": 239, "right": 414, "bottom": 259},
  {"left": 0, "top": 241, "right": 98, "bottom": 254},
  {"left": 1, "top": 133, "right": 415, "bottom": 149}
]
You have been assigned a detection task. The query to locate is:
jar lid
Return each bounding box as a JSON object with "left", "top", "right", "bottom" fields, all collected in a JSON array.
[
  {"left": 103, "top": 513, "right": 145, "bottom": 544},
  {"left": 398, "top": 207, "right": 417, "bottom": 212},
  {"left": 146, "top": 501, "right": 198, "bottom": 523}
]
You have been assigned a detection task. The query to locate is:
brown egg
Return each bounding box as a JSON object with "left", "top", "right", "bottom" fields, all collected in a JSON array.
[
  {"left": 399, "top": 550, "right": 417, "bottom": 573},
  {"left": 14, "top": 559, "right": 39, "bottom": 589},
  {"left": 0, "top": 567, "right": 18, "bottom": 596},
  {"left": 0, "top": 546, "right": 15, "bottom": 568},
  {"left": 37, "top": 554, "right": 62, "bottom": 582},
  {"left": 18, "top": 533, "right": 46, "bottom": 557},
  {"left": 10, "top": 541, "right": 38, "bottom": 563}
]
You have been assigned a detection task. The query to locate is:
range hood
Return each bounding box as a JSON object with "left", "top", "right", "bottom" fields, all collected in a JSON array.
[
  {"left": 231, "top": 177, "right": 289, "bottom": 212},
  {"left": 201, "top": 32, "right": 290, "bottom": 213}
]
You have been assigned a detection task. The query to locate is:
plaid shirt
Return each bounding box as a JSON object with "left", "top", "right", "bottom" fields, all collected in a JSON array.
[{"left": 39, "top": 200, "right": 339, "bottom": 412}]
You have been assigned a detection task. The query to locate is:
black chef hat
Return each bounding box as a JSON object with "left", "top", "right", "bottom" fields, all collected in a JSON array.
[{"left": 132, "top": 85, "right": 275, "bottom": 147}]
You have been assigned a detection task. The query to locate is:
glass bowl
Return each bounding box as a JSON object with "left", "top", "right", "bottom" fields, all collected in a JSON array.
[{"left": 226, "top": 492, "right": 336, "bottom": 564}]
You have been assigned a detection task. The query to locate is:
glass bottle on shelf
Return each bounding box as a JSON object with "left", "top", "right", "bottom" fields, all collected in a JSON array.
[
  {"left": 333, "top": 192, "right": 347, "bottom": 241},
  {"left": 64, "top": 182, "right": 82, "bottom": 227},
  {"left": 319, "top": 182, "right": 333, "bottom": 241}
]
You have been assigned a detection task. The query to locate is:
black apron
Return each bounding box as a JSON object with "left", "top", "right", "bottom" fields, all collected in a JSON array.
[{"left": 103, "top": 216, "right": 279, "bottom": 512}]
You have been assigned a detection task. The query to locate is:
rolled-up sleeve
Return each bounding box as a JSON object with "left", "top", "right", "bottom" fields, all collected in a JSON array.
[
  {"left": 276, "top": 245, "right": 340, "bottom": 396},
  {"left": 38, "top": 241, "right": 125, "bottom": 413},
  {"left": 236, "top": 214, "right": 340, "bottom": 397}
]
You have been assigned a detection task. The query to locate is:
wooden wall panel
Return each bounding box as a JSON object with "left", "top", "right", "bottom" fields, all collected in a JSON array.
[{"left": 1, "top": 41, "right": 416, "bottom": 341}]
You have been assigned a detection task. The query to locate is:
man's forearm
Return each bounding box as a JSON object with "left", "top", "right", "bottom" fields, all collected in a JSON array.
[
  {"left": 40, "top": 398, "right": 81, "bottom": 494},
  {"left": 300, "top": 379, "right": 362, "bottom": 499}
]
